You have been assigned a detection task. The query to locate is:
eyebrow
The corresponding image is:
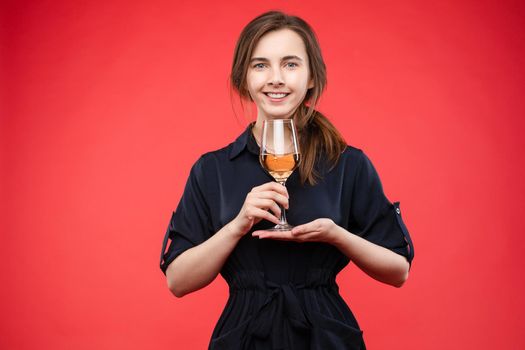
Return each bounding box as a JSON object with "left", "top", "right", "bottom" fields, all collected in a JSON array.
[{"left": 250, "top": 55, "right": 304, "bottom": 63}]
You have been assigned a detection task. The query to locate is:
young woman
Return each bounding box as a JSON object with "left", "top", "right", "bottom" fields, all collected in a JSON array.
[{"left": 160, "top": 11, "right": 414, "bottom": 349}]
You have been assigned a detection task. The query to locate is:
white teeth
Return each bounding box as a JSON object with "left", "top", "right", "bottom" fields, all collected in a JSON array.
[{"left": 266, "top": 93, "right": 287, "bottom": 98}]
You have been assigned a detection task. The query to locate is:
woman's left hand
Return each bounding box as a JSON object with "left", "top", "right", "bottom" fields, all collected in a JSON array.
[{"left": 252, "top": 218, "right": 339, "bottom": 244}]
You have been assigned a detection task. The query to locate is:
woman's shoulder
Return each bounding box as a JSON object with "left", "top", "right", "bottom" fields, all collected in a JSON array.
[
  {"left": 189, "top": 147, "right": 228, "bottom": 175},
  {"left": 337, "top": 144, "right": 366, "bottom": 164},
  {"left": 338, "top": 144, "right": 388, "bottom": 182},
  {"left": 313, "top": 144, "right": 365, "bottom": 177},
  {"left": 323, "top": 144, "right": 380, "bottom": 178},
  {"left": 199, "top": 144, "right": 231, "bottom": 162},
  {"left": 196, "top": 125, "right": 254, "bottom": 165},
  {"left": 189, "top": 137, "right": 243, "bottom": 173},
  {"left": 200, "top": 137, "right": 242, "bottom": 162},
  {"left": 342, "top": 144, "right": 364, "bottom": 156}
]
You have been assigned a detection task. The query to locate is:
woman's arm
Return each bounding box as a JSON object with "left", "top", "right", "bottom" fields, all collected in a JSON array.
[
  {"left": 166, "top": 223, "right": 242, "bottom": 297},
  {"left": 329, "top": 223, "right": 409, "bottom": 287},
  {"left": 166, "top": 182, "right": 289, "bottom": 297},
  {"left": 253, "top": 219, "right": 409, "bottom": 288}
]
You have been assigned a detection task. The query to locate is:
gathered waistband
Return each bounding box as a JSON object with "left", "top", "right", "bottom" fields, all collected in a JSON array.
[
  {"left": 211, "top": 268, "right": 365, "bottom": 349},
  {"left": 227, "top": 268, "right": 338, "bottom": 292}
]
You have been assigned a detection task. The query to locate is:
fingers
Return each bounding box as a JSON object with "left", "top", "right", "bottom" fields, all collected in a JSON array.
[
  {"left": 252, "top": 228, "right": 319, "bottom": 242},
  {"left": 250, "top": 182, "right": 289, "bottom": 209},
  {"left": 291, "top": 219, "right": 332, "bottom": 236},
  {"left": 291, "top": 221, "right": 318, "bottom": 236},
  {"left": 252, "top": 182, "right": 289, "bottom": 198},
  {"left": 246, "top": 208, "right": 281, "bottom": 225},
  {"left": 246, "top": 198, "right": 282, "bottom": 219},
  {"left": 249, "top": 191, "right": 289, "bottom": 209},
  {"left": 238, "top": 182, "right": 290, "bottom": 229},
  {"left": 252, "top": 230, "right": 294, "bottom": 240},
  {"left": 252, "top": 230, "right": 318, "bottom": 242},
  {"left": 247, "top": 182, "right": 289, "bottom": 210},
  {"left": 251, "top": 219, "right": 336, "bottom": 243}
]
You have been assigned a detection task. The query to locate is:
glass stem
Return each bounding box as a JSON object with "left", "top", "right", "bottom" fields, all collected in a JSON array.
[{"left": 278, "top": 181, "right": 287, "bottom": 225}]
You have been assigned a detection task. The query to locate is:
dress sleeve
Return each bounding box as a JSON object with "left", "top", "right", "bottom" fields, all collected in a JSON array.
[
  {"left": 348, "top": 150, "right": 414, "bottom": 267},
  {"left": 159, "top": 157, "right": 213, "bottom": 275}
]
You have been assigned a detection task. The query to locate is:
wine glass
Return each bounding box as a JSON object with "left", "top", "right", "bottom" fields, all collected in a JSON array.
[{"left": 259, "top": 119, "right": 301, "bottom": 231}]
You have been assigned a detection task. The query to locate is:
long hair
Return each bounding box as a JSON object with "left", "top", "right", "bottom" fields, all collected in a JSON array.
[{"left": 231, "top": 11, "right": 347, "bottom": 185}]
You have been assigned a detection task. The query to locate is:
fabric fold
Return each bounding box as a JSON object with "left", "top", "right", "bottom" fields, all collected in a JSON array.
[{"left": 210, "top": 272, "right": 365, "bottom": 350}]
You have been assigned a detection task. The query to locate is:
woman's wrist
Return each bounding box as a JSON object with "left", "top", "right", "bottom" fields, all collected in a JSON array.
[
  {"left": 329, "top": 223, "right": 349, "bottom": 248},
  {"left": 224, "top": 219, "right": 247, "bottom": 241}
]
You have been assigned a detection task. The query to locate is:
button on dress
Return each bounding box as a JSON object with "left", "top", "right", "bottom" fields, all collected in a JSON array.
[{"left": 160, "top": 123, "right": 414, "bottom": 349}]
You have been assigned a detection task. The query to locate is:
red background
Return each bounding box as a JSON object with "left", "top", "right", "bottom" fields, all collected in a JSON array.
[{"left": 2, "top": 0, "right": 525, "bottom": 349}]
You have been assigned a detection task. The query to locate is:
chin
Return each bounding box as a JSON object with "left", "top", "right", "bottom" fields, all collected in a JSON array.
[
  {"left": 263, "top": 110, "right": 295, "bottom": 120},
  {"left": 267, "top": 115, "right": 292, "bottom": 120}
]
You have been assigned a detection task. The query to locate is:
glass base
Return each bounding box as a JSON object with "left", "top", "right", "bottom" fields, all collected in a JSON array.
[{"left": 266, "top": 223, "right": 294, "bottom": 231}]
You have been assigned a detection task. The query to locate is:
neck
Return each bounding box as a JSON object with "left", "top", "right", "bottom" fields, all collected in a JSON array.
[{"left": 251, "top": 121, "right": 261, "bottom": 146}]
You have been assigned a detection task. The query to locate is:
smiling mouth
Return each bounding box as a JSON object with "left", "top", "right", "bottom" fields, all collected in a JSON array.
[{"left": 264, "top": 92, "right": 290, "bottom": 99}]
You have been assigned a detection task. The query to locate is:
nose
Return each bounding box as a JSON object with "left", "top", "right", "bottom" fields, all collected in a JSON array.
[{"left": 268, "top": 66, "right": 284, "bottom": 86}]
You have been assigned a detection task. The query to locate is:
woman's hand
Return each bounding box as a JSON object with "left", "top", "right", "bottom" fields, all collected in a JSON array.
[
  {"left": 252, "top": 218, "right": 339, "bottom": 244},
  {"left": 167, "top": 182, "right": 287, "bottom": 297},
  {"left": 227, "top": 182, "right": 289, "bottom": 238},
  {"left": 254, "top": 219, "right": 410, "bottom": 287}
]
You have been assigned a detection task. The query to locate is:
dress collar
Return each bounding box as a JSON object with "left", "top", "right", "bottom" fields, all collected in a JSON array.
[{"left": 229, "top": 122, "right": 260, "bottom": 160}]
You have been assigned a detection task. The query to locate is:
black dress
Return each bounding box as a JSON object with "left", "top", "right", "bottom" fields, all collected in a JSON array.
[{"left": 160, "top": 123, "right": 414, "bottom": 349}]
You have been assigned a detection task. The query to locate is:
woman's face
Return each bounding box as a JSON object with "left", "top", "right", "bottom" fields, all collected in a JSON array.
[{"left": 246, "top": 29, "right": 314, "bottom": 121}]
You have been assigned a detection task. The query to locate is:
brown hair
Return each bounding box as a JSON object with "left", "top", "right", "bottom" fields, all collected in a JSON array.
[{"left": 231, "top": 11, "right": 347, "bottom": 185}]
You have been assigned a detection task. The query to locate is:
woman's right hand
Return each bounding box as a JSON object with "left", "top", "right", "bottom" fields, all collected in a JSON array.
[{"left": 227, "top": 182, "right": 289, "bottom": 237}]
